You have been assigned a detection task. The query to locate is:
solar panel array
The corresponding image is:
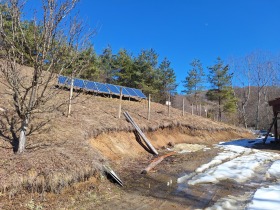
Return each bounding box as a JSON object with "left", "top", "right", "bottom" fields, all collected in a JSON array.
[{"left": 58, "top": 75, "right": 147, "bottom": 99}]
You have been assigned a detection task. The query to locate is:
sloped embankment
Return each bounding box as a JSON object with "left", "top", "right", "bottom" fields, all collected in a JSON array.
[{"left": 0, "top": 69, "right": 252, "bottom": 197}]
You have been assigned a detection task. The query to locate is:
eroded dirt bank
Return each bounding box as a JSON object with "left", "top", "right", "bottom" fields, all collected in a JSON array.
[{"left": 90, "top": 126, "right": 253, "bottom": 160}]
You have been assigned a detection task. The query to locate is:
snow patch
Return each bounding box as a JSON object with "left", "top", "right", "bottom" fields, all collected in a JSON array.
[
  {"left": 204, "top": 193, "right": 252, "bottom": 210},
  {"left": 188, "top": 146, "right": 280, "bottom": 185},
  {"left": 266, "top": 160, "right": 280, "bottom": 180},
  {"left": 247, "top": 185, "right": 280, "bottom": 210}
]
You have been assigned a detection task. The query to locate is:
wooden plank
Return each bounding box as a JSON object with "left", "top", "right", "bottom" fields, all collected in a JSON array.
[
  {"left": 125, "top": 112, "right": 158, "bottom": 155},
  {"left": 124, "top": 111, "right": 158, "bottom": 155}
]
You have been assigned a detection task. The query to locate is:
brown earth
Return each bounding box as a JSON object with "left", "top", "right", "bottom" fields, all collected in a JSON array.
[{"left": 0, "top": 63, "right": 254, "bottom": 209}]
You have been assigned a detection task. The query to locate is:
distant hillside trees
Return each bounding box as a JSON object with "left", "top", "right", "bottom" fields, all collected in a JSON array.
[
  {"left": 231, "top": 51, "right": 280, "bottom": 129},
  {"left": 206, "top": 57, "right": 237, "bottom": 122}
]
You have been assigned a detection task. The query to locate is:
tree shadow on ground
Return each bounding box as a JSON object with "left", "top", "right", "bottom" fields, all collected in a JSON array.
[{"left": 0, "top": 112, "right": 19, "bottom": 152}]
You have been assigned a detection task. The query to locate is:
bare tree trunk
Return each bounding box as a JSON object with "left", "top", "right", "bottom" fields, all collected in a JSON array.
[
  {"left": 263, "top": 87, "right": 271, "bottom": 126},
  {"left": 255, "top": 90, "right": 261, "bottom": 129},
  {"left": 18, "top": 118, "right": 28, "bottom": 153},
  {"left": 241, "top": 104, "right": 248, "bottom": 129}
]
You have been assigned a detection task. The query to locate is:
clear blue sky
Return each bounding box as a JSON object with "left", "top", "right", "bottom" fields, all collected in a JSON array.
[{"left": 25, "top": 0, "right": 280, "bottom": 92}]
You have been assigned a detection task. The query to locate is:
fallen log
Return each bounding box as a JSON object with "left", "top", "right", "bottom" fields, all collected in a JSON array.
[{"left": 141, "top": 152, "right": 176, "bottom": 174}]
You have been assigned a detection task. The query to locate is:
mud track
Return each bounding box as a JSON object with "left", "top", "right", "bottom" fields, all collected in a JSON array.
[{"left": 72, "top": 147, "right": 258, "bottom": 210}]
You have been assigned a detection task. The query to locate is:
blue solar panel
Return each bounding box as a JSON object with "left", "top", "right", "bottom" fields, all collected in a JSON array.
[
  {"left": 58, "top": 75, "right": 146, "bottom": 99},
  {"left": 121, "top": 87, "right": 131, "bottom": 96},
  {"left": 132, "top": 88, "right": 147, "bottom": 99},
  {"left": 95, "top": 82, "right": 110, "bottom": 93},
  {"left": 73, "top": 78, "right": 86, "bottom": 88},
  {"left": 85, "top": 81, "right": 98, "bottom": 92},
  {"left": 106, "top": 84, "right": 120, "bottom": 95},
  {"left": 125, "top": 87, "right": 138, "bottom": 97},
  {"left": 58, "top": 75, "right": 69, "bottom": 85}
]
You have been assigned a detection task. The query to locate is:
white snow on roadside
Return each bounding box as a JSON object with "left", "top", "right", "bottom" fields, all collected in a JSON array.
[
  {"left": 266, "top": 160, "right": 280, "bottom": 180},
  {"left": 247, "top": 185, "right": 280, "bottom": 210},
  {"left": 203, "top": 192, "right": 252, "bottom": 210},
  {"left": 195, "top": 145, "right": 247, "bottom": 174},
  {"left": 188, "top": 145, "right": 280, "bottom": 185},
  {"left": 177, "top": 137, "right": 280, "bottom": 209}
]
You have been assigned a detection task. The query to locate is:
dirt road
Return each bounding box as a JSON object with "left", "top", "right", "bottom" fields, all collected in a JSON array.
[{"left": 68, "top": 146, "right": 252, "bottom": 209}]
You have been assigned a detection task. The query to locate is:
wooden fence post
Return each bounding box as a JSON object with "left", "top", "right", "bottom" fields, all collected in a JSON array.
[
  {"left": 147, "top": 94, "right": 151, "bottom": 121},
  {"left": 191, "top": 103, "right": 194, "bottom": 115},
  {"left": 118, "top": 87, "right": 123, "bottom": 119},
  {"left": 67, "top": 77, "right": 74, "bottom": 117},
  {"left": 182, "top": 98, "right": 185, "bottom": 116},
  {"left": 168, "top": 94, "right": 171, "bottom": 117}
]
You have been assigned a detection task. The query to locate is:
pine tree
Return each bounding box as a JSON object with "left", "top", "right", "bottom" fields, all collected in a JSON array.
[
  {"left": 99, "top": 45, "right": 118, "bottom": 84},
  {"left": 207, "top": 57, "right": 236, "bottom": 121},
  {"left": 115, "top": 49, "right": 135, "bottom": 87},
  {"left": 133, "top": 49, "right": 159, "bottom": 95},
  {"left": 182, "top": 59, "right": 204, "bottom": 113},
  {"left": 156, "top": 57, "right": 177, "bottom": 103}
]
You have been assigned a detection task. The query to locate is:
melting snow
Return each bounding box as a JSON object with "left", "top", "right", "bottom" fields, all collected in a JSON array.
[
  {"left": 188, "top": 146, "right": 280, "bottom": 185},
  {"left": 177, "top": 137, "right": 280, "bottom": 209},
  {"left": 205, "top": 193, "right": 251, "bottom": 210},
  {"left": 247, "top": 185, "right": 280, "bottom": 210},
  {"left": 266, "top": 160, "right": 280, "bottom": 179}
]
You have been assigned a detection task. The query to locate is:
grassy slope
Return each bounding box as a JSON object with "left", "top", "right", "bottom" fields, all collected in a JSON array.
[{"left": 0, "top": 63, "right": 251, "bottom": 195}]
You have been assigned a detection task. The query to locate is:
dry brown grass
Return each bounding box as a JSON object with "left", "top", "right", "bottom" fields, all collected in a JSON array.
[{"left": 0, "top": 63, "right": 252, "bottom": 197}]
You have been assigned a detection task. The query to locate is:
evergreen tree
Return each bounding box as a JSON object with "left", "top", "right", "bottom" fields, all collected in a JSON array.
[
  {"left": 114, "top": 49, "right": 135, "bottom": 87},
  {"left": 207, "top": 57, "right": 237, "bottom": 121},
  {"left": 133, "top": 49, "right": 159, "bottom": 95},
  {"left": 156, "top": 58, "right": 177, "bottom": 103},
  {"left": 182, "top": 59, "right": 204, "bottom": 113},
  {"left": 99, "top": 45, "right": 118, "bottom": 84},
  {"left": 79, "top": 46, "right": 102, "bottom": 81}
]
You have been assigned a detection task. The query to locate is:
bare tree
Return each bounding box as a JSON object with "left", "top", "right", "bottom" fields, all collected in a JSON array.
[
  {"left": 0, "top": 0, "right": 93, "bottom": 153},
  {"left": 230, "top": 56, "right": 252, "bottom": 128}
]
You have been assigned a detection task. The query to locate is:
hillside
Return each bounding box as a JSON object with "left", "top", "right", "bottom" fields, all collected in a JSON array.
[{"left": 0, "top": 64, "right": 252, "bottom": 208}]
